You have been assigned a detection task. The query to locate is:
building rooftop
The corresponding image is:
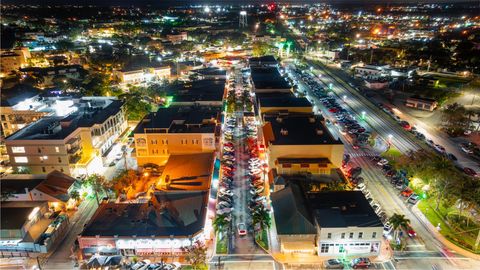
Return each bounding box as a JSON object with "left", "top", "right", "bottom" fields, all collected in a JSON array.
[
  {"left": 159, "top": 153, "right": 214, "bottom": 191},
  {"left": 81, "top": 190, "right": 208, "bottom": 237},
  {"left": 251, "top": 67, "right": 291, "bottom": 92},
  {"left": 249, "top": 55, "right": 278, "bottom": 66},
  {"left": 193, "top": 67, "right": 227, "bottom": 77},
  {"left": 271, "top": 184, "right": 316, "bottom": 235},
  {"left": 1, "top": 84, "right": 41, "bottom": 107},
  {"left": 272, "top": 183, "right": 382, "bottom": 235},
  {"left": 167, "top": 79, "right": 225, "bottom": 104},
  {"left": 133, "top": 106, "right": 220, "bottom": 134},
  {"left": 1, "top": 201, "right": 46, "bottom": 230},
  {"left": 6, "top": 98, "right": 124, "bottom": 141},
  {"left": 1, "top": 170, "right": 78, "bottom": 202},
  {"left": 263, "top": 112, "right": 341, "bottom": 145},
  {"left": 257, "top": 92, "right": 311, "bottom": 109},
  {"left": 310, "top": 191, "right": 383, "bottom": 228}
]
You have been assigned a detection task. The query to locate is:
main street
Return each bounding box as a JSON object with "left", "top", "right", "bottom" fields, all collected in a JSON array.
[{"left": 289, "top": 63, "right": 480, "bottom": 270}]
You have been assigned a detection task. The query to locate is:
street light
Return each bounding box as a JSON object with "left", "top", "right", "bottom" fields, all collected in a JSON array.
[
  {"left": 361, "top": 111, "right": 366, "bottom": 120},
  {"left": 343, "top": 95, "right": 347, "bottom": 101},
  {"left": 388, "top": 134, "right": 393, "bottom": 144}
]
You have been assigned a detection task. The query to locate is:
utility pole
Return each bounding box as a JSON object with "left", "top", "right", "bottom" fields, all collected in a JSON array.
[{"left": 369, "top": 48, "right": 374, "bottom": 64}]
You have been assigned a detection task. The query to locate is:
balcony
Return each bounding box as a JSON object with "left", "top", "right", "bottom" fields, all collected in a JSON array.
[
  {"left": 67, "top": 145, "right": 82, "bottom": 155},
  {"left": 69, "top": 154, "right": 81, "bottom": 164}
]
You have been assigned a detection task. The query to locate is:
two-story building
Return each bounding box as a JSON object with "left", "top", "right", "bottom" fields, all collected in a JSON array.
[
  {"left": 271, "top": 183, "right": 383, "bottom": 256},
  {"left": 133, "top": 106, "right": 220, "bottom": 167},
  {"left": 262, "top": 112, "right": 344, "bottom": 175}
]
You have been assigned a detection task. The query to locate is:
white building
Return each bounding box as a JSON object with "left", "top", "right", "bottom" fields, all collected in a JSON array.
[
  {"left": 271, "top": 184, "right": 383, "bottom": 257},
  {"left": 114, "top": 66, "right": 171, "bottom": 85},
  {"left": 5, "top": 97, "right": 127, "bottom": 176}
]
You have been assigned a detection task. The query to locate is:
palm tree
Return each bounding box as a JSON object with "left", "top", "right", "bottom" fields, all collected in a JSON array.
[
  {"left": 213, "top": 215, "right": 229, "bottom": 237},
  {"left": 252, "top": 207, "right": 271, "bottom": 231},
  {"left": 427, "top": 156, "right": 457, "bottom": 210},
  {"left": 389, "top": 213, "right": 410, "bottom": 242}
]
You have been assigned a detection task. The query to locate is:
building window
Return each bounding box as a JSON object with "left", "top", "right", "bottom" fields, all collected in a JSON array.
[
  {"left": 42, "top": 167, "right": 46, "bottom": 173},
  {"left": 300, "top": 163, "right": 309, "bottom": 168},
  {"left": 58, "top": 157, "right": 62, "bottom": 163},
  {"left": 14, "top": 156, "right": 28, "bottom": 163},
  {"left": 341, "top": 233, "right": 345, "bottom": 239},
  {"left": 282, "top": 163, "right": 291, "bottom": 168},
  {"left": 327, "top": 233, "right": 332, "bottom": 239},
  {"left": 37, "top": 147, "right": 42, "bottom": 153},
  {"left": 372, "top": 232, "right": 377, "bottom": 239},
  {"left": 359, "top": 232, "right": 363, "bottom": 239},
  {"left": 11, "top": 146, "right": 25, "bottom": 153},
  {"left": 349, "top": 232, "right": 354, "bottom": 239},
  {"left": 320, "top": 244, "right": 329, "bottom": 253},
  {"left": 55, "top": 147, "right": 60, "bottom": 153}
]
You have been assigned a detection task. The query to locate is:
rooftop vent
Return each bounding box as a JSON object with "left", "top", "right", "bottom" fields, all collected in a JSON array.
[
  {"left": 309, "top": 117, "right": 316, "bottom": 123},
  {"left": 316, "top": 129, "right": 324, "bottom": 136},
  {"left": 276, "top": 117, "right": 283, "bottom": 123},
  {"left": 280, "top": 128, "right": 288, "bottom": 136}
]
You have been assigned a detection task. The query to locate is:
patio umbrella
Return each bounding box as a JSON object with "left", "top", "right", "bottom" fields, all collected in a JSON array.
[
  {"left": 104, "top": 255, "right": 122, "bottom": 267},
  {"left": 86, "top": 256, "right": 102, "bottom": 268}
]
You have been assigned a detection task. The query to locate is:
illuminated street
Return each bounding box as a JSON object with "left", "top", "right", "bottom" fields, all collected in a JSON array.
[{"left": 1, "top": 2, "right": 479, "bottom": 270}]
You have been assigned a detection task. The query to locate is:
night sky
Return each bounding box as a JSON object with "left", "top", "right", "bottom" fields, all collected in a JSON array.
[{"left": 2, "top": 0, "right": 478, "bottom": 6}]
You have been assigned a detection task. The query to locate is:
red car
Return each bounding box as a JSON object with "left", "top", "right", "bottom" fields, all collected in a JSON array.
[
  {"left": 328, "top": 108, "right": 338, "bottom": 113},
  {"left": 407, "top": 226, "right": 417, "bottom": 237},
  {"left": 463, "top": 167, "right": 477, "bottom": 177}
]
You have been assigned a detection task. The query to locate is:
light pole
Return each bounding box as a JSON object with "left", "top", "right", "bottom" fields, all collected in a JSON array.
[{"left": 361, "top": 111, "right": 366, "bottom": 120}]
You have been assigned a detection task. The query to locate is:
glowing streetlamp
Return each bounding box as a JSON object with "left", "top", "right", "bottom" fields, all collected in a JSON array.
[
  {"left": 361, "top": 111, "right": 366, "bottom": 120},
  {"left": 388, "top": 134, "right": 393, "bottom": 144}
]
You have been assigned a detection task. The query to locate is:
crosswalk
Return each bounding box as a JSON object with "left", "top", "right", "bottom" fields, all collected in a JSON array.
[{"left": 347, "top": 151, "right": 377, "bottom": 158}]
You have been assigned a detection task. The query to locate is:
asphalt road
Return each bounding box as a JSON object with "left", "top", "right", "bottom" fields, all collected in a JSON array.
[
  {"left": 43, "top": 196, "right": 100, "bottom": 269},
  {"left": 290, "top": 64, "right": 479, "bottom": 270}
]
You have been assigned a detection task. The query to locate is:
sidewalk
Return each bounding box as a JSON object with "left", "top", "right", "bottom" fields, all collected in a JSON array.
[{"left": 411, "top": 205, "right": 480, "bottom": 260}]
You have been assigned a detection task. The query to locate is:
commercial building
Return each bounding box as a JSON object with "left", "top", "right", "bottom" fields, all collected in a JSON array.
[
  {"left": 262, "top": 112, "right": 344, "bottom": 175},
  {"left": 77, "top": 190, "right": 208, "bottom": 258},
  {"left": 0, "top": 47, "right": 30, "bottom": 77},
  {"left": 191, "top": 67, "right": 227, "bottom": 80},
  {"left": 114, "top": 66, "right": 171, "bottom": 85},
  {"left": 405, "top": 96, "right": 438, "bottom": 111},
  {"left": 166, "top": 31, "right": 188, "bottom": 44},
  {"left": 249, "top": 55, "right": 279, "bottom": 68},
  {"left": 250, "top": 67, "right": 292, "bottom": 94},
  {"left": 257, "top": 92, "right": 312, "bottom": 115},
  {"left": 364, "top": 79, "right": 389, "bottom": 90},
  {"left": 133, "top": 106, "right": 220, "bottom": 167},
  {"left": 1, "top": 85, "right": 48, "bottom": 137},
  {"left": 167, "top": 79, "right": 226, "bottom": 107},
  {"left": 156, "top": 153, "right": 214, "bottom": 191},
  {"left": 5, "top": 97, "right": 127, "bottom": 176},
  {"left": 271, "top": 183, "right": 383, "bottom": 256},
  {"left": 0, "top": 201, "right": 70, "bottom": 253},
  {"left": 0, "top": 170, "right": 78, "bottom": 210}
]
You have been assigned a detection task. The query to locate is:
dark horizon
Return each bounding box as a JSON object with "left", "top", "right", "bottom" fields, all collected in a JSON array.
[{"left": 2, "top": 0, "right": 479, "bottom": 6}]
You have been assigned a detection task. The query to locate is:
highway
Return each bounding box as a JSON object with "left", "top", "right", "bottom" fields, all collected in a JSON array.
[{"left": 289, "top": 64, "right": 480, "bottom": 270}]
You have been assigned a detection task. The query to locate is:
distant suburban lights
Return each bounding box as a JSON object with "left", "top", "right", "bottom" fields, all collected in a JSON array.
[
  {"left": 329, "top": 83, "right": 333, "bottom": 90},
  {"left": 204, "top": 6, "right": 211, "bottom": 13},
  {"left": 240, "top": 11, "right": 247, "bottom": 16}
]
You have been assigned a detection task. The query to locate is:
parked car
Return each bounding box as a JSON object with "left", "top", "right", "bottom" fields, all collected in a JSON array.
[
  {"left": 237, "top": 223, "right": 247, "bottom": 236},
  {"left": 323, "top": 259, "right": 344, "bottom": 269},
  {"left": 407, "top": 226, "right": 417, "bottom": 237},
  {"left": 463, "top": 167, "right": 477, "bottom": 177},
  {"left": 351, "top": 258, "right": 371, "bottom": 269}
]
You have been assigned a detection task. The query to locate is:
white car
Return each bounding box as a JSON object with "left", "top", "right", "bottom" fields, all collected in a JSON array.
[
  {"left": 131, "top": 260, "right": 151, "bottom": 270},
  {"left": 461, "top": 146, "right": 474, "bottom": 154},
  {"left": 377, "top": 159, "right": 389, "bottom": 166}
]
